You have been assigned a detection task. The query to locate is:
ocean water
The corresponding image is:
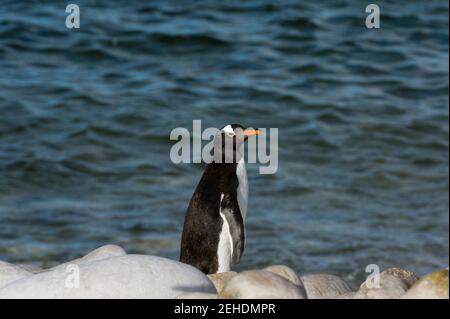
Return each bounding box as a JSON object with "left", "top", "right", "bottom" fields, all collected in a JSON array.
[{"left": 0, "top": 0, "right": 448, "bottom": 286}]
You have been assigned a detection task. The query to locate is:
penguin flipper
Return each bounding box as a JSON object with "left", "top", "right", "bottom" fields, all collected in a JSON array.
[{"left": 220, "top": 193, "right": 245, "bottom": 265}]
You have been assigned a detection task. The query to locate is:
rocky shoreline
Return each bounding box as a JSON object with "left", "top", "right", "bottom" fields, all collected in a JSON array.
[{"left": 0, "top": 245, "right": 448, "bottom": 299}]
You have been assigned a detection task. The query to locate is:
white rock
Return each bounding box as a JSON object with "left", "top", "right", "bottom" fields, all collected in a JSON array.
[
  {"left": 219, "top": 270, "right": 306, "bottom": 299},
  {"left": 0, "top": 255, "right": 215, "bottom": 299},
  {"left": 301, "top": 274, "right": 353, "bottom": 299},
  {"left": 0, "top": 261, "right": 33, "bottom": 289},
  {"left": 50, "top": 244, "right": 126, "bottom": 271}
]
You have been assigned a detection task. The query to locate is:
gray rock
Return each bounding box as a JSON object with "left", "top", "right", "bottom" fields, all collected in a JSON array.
[
  {"left": 354, "top": 274, "right": 409, "bottom": 299},
  {"left": 219, "top": 270, "right": 307, "bottom": 299},
  {"left": 176, "top": 292, "right": 218, "bottom": 299},
  {"left": 16, "top": 264, "right": 43, "bottom": 274},
  {"left": 0, "top": 255, "right": 215, "bottom": 299},
  {"left": 335, "top": 292, "right": 357, "bottom": 299},
  {"left": 207, "top": 271, "right": 237, "bottom": 294},
  {"left": 264, "top": 265, "right": 302, "bottom": 286},
  {"left": 382, "top": 268, "right": 419, "bottom": 287},
  {"left": 301, "top": 274, "right": 353, "bottom": 299},
  {"left": 354, "top": 267, "right": 420, "bottom": 299},
  {"left": 402, "top": 269, "right": 449, "bottom": 299}
]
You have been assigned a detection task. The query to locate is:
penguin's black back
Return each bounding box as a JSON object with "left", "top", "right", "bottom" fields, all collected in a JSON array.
[{"left": 180, "top": 162, "right": 244, "bottom": 274}]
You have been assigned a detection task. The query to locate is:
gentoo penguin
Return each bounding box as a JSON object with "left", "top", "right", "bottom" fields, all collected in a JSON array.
[{"left": 180, "top": 124, "right": 260, "bottom": 274}]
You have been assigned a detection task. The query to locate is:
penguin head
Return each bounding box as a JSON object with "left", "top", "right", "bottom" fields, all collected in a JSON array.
[{"left": 213, "top": 124, "right": 260, "bottom": 163}]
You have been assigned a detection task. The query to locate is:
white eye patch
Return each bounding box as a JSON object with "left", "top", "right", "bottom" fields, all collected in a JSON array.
[{"left": 222, "top": 125, "right": 235, "bottom": 135}]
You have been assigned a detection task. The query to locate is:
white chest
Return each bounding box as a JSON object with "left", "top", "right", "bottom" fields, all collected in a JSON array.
[
  {"left": 217, "top": 194, "right": 233, "bottom": 273},
  {"left": 236, "top": 158, "right": 248, "bottom": 221}
]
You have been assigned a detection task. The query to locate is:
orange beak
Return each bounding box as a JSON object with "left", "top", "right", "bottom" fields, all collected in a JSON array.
[{"left": 243, "top": 128, "right": 261, "bottom": 137}]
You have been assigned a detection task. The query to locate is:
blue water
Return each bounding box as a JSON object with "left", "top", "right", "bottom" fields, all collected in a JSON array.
[{"left": 0, "top": 0, "right": 448, "bottom": 285}]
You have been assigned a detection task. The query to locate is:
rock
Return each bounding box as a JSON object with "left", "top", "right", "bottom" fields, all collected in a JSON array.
[
  {"left": 50, "top": 244, "right": 126, "bottom": 271},
  {"left": 336, "top": 292, "right": 357, "bottom": 299},
  {"left": 219, "top": 270, "right": 307, "bottom": 299},
  {"left": 176, "top": 292, "right": 218, "bottom": 299},
  {"left": 16, "top": 264, "right": 43, "bottom": 274},
  {"left": 402, "top": 269, "right": 449, "bottom": 299},
  {"left": 301, "top": 274, "right": 353, "bottom": 299},
  {"left": 0, "top": 261, "right": 33, "bottom": 289},
  {"left": 382, "top": 268, "right": 419, "bottom": 287},
  {"left": 207, "top": 271, "right": 237, "bottom": 293},
  {"left": 354, "top": 267, "right": 420, "bottom": 299},
  {"left": 354, "top": 274, "right": 409, "bottom": 299},
  {"left": 0, "top": 255, "right": 215, "bottom": 299},
  {"left": 0, "top": 245, "right": 125, "bottom": 290},
  {"left": 264, "top": 265, "right": 302, "bottom": 286}
]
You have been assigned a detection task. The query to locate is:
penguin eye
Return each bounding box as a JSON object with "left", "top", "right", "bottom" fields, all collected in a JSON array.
[{"left": 226, "top": 132, "right": 235, "bottom": 137}]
